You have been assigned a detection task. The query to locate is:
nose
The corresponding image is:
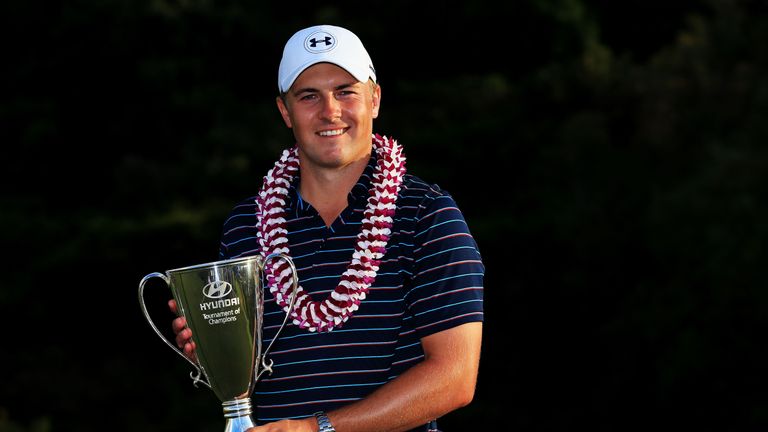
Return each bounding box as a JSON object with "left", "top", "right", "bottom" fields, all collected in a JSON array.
[{"left": 319, "top": 94, "right": 342, "bottom": 122}]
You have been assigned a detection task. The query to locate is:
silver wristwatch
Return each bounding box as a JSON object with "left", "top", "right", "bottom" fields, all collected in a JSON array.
[{"left": 314, "top": 411, "right": 336, "bottom": 432}]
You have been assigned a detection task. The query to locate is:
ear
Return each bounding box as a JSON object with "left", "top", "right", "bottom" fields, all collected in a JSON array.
[
  {"left": 276, "top": 96, "right": 293, "bottom": 128},
  {"left": 371, "top": 84, "right": 382, "bottom": 119}
]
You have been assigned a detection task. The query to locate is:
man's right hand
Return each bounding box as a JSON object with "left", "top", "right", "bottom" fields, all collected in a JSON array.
[{"left": 169, "top": 299, "right": 197, "bottom": 362}]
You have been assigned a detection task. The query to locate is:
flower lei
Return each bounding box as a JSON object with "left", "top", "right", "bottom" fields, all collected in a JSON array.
[{"left": 256, "top": 134, "right": 406, "bottom": 332}]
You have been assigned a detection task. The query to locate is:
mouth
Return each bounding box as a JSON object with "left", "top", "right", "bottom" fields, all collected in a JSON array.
[{"left": 317, "top": 127, "right": 348, "bottom": 137}]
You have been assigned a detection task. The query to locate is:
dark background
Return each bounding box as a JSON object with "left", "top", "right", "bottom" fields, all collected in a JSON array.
[{"left": 2, "top": 0, "right": 767, "bottom": 430}]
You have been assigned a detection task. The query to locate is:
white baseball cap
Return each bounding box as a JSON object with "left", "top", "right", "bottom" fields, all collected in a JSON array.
[{"left": 278, "top": 24, "right": 377, "bottom": 93}]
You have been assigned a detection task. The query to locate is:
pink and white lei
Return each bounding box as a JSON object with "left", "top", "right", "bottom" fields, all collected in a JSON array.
[{"left": 256, "top": 134, "right": 406, "bottom": 332}]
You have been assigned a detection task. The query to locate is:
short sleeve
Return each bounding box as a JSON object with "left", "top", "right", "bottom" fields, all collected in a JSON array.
[
  {"left": 405, "top": 191, "right": 485, "bottom": 338},
  {"left": 218, "top": 196, "right": 260, "bottom": 260}
]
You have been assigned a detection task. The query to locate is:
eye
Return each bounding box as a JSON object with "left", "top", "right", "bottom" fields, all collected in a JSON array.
[{"left": 298, "top": 93, "right": 318, "bottom": 101}]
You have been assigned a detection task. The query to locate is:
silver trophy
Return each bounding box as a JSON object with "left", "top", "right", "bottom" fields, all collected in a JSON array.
[{"left": 138, "top": 254, "right": 297, "bottom": 432}]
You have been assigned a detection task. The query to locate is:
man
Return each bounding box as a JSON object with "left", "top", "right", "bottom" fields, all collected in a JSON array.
[{"left": 171, "top": 24, "right": 484, "bottom": 432}]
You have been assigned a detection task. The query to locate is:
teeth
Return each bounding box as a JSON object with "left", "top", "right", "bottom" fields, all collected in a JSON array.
[{"left": 319, "top": 129, "right": 344, "bottom": 137}]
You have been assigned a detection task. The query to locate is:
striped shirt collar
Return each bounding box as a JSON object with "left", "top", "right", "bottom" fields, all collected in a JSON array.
[{"left": 288, "top": 154, "right": 377, "bottom": 217}]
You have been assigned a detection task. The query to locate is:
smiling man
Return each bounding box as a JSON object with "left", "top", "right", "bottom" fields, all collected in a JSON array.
[
  {"left": 171, "top": 24, "right": 485, "bottom": 432},
  {"left": 276, "top": 61, "right": 381, "bottom": 226}
]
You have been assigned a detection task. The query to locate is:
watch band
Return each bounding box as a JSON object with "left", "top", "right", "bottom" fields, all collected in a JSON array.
[{"left": 314, "top": 411, "right": 336, "bottom": 432}]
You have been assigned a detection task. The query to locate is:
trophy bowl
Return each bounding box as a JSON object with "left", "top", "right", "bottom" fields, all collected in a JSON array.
[{"left": 138, "top": 254, "right": 296, "bottom": 432}]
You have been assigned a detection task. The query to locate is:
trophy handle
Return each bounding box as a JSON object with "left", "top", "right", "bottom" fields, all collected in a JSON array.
[
  {"left": 255, "top": 253, "right": 299, "bottom": 382},
  {"left": 138, "top": 272, "right": 212, "bottom": 389}
]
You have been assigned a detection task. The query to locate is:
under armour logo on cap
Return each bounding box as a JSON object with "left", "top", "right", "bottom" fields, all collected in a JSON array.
[
  {"left": 305, "top": 33, "right": 335, "bottom": 52},
  {"left": 278, "top": 24, "right": 377, "bottom": 93}
]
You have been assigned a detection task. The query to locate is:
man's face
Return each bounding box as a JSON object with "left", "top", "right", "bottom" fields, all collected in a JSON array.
[{"left": 276, "top": 62, "right": 381, "bottom": 170}]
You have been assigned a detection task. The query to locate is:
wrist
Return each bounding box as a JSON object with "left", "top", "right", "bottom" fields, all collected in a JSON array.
[{"left": 313, "top": 411, "right": 336, "bottom": 432}]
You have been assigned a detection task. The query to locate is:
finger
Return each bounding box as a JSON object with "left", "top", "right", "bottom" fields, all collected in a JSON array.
[
  {"left": 175, "top": 328, "right": 192, "bottom": 349},
  {"left": 171, "top": 316, "right": 187, "bottom": 333},
  {"left": 184, "top": 341, "right": 198, "bottom": 362},
  {"left": 183, "top": 341, "right": 196, "bottom": 355},
  {"left": 168, "top": 299, "right": 178, "bottom": 314}
]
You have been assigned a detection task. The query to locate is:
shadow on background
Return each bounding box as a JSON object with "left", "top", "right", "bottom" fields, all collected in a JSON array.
[{"left": 2, "top": 0, "right": 768, "bottom": 430}]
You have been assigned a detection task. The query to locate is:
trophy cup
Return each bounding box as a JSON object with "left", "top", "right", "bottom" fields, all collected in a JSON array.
[{"left": 138, "top": 253, "right": 297, "bottom": 432}]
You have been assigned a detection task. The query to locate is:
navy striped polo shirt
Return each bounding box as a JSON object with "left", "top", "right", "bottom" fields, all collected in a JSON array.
[{"left": 218, "top": 153, "right": 485, "bottom": 429}]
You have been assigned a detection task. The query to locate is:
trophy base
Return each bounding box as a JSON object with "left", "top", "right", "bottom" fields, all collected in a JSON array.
[{"left": 223, "top": 398, "right": 255, "bottom": 432}]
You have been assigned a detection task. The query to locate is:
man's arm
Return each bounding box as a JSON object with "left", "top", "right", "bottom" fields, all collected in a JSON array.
[
  {"left": 329, "top": 321, "right": 483, "bottom": 432},
  {"left": 249, "top": 321, "right": 483, "bottom": 432}
]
